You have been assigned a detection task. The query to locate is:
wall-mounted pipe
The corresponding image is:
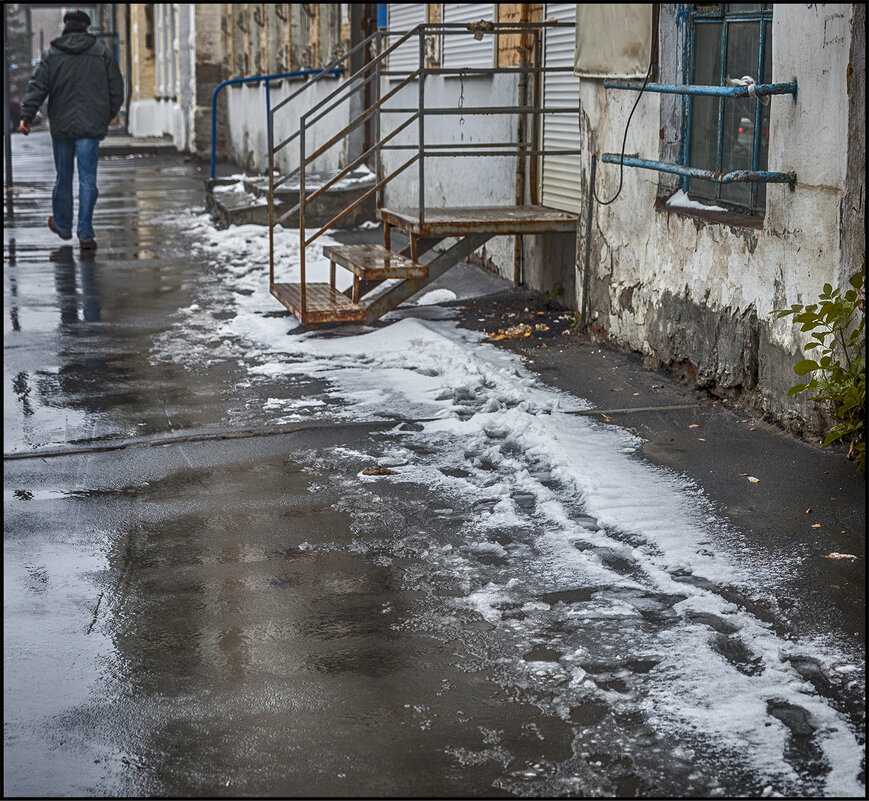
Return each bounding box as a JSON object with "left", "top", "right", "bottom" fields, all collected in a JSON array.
[
  {"left": 600, "top": 154, "right": 796, "bottom": 184},
  {"left": 603, "top": 79, "right": 797, "bottom": 102}
]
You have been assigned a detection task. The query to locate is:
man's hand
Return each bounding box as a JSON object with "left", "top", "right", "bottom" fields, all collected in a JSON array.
[{"left": 19, "top": 120, "right": 31, "bottom": 135}]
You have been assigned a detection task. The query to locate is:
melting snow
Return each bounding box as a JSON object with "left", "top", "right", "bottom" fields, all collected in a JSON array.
[
  {"left": 152, "top": 210, "right": 865, "bottom": 797},
  {"left": 666, "top": 188, "right": 728, "bottom": 213}
]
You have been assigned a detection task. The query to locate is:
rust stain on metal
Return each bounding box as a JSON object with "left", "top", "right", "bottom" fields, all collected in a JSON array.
[
  {"left": 322, "top": 243, "right": 428, "bottom": 280},
  {"left": 271, "top": 282, "right": 366, "bottom": 324}
]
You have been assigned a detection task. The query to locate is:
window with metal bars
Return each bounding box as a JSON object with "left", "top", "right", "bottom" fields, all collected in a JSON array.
[{"left": 686, "top": 4, "right": 773, "bottom": 213}]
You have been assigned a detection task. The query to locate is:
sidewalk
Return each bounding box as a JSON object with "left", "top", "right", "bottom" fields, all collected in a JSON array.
[
  {"left": 5, "top": 130, "right": 864, "bottom": 644},
  {"left": 4, "top": 131, "right": 865, "bottom": 797},
  {"left": 451, "top": 291, "right": 867, "bottom": 643}
]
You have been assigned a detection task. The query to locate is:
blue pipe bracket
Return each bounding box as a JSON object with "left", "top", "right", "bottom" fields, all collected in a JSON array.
[
  {"left": 210, "top": 69, "right": 342, "bottom": 179},
  {"left": 601, "top": 154, "right": 796, "bottom": 185}
]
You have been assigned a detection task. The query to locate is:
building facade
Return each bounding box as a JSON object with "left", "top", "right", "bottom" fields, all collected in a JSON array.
[
  {"left": 571, "top": 3, "right": 865, "bottom": 433},
  {"left": 128, "top": 4, "right": 221, "bottom": 154},
  {"left": 126, "top": 3, "right": 864, "bottom": 436},
  {"left": 127, "top": 3, "right": 364, "bottom": 166},
  {"left": 376, "top": 3, "right": 865, "bottom": 435}
]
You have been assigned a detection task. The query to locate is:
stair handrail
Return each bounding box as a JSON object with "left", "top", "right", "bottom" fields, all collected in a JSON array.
[
  {"left": 290, "top": 19, "right": 578, "bottom": 251},
  {"left": 270, "top": 26, "right": 431, "bottom": 312},
  {"left": 268, "top": 19, "right": 580, "bottom": 319}
]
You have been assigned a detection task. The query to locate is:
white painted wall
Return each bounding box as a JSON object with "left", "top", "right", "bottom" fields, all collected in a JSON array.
[
  {"left": 128, "top": 97, "right": 187, "bottom": 148},
  {"left": 379, "top": 72, "right": 521, "bottom": 276},
  {"left": 128, "top": 100, "right": 164, "bottom": 137},
  {"left": 222, "top": 75, "right": 355, "bottom": 174}
]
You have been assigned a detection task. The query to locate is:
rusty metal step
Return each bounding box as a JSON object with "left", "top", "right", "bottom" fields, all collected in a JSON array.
[
  {"left": 377, "top": 205, "right": 579, "bottom": 236},
  {"left": 322, "top": 243, "right": 428, "bottom": 280},
  {"left": 271, "top": 282, "right": 366, "bottom": 324}
]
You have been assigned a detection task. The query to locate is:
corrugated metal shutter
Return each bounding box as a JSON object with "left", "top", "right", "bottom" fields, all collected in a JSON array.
[
  {"left": 541, "top": 4, "right": 581, "bottom": 213},
  {"left": 442, "top": 3, "right": 495, "bottom": 69},
  {"left": 387, "top": 4, "right": 426, "bottom": 77}
]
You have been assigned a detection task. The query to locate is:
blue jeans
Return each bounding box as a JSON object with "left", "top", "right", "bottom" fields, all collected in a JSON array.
[{"left": 51, "top": 137, "right": 100, "bottom": 241}]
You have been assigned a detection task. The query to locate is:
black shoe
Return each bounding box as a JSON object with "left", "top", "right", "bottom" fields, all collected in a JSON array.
[
  {"left": 79, "top": 239, "right": 97, "bottom": 251},
  {"left": 48, "top": 216, "right": 72, "bottom": 240}
]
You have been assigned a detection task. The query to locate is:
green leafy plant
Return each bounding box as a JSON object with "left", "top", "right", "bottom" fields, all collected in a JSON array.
[
  {"left": 773, "top": 265, "right": 866, "bottom": 470},
  {"left": 543, "top": 283, "right": 564, "bottom": 300},
  {"left": 570, "top": 314, "right": 583, "bottom": 333}
]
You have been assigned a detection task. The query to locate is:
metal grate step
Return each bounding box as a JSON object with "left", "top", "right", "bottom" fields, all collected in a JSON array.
[
  {"left": 270, "top": 282, "right": 366, "bottom": 324},
  {"left": 322, "top": 244, "right": 428, "bottom": 280}
]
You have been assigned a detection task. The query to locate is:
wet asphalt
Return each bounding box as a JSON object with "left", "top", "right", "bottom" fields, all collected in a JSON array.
[{"left": 4, "top": 131, "right": 866, "bottom": 797}]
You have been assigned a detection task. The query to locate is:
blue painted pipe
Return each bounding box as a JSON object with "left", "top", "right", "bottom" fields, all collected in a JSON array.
[
  {"left": 600, "top": 154, "right": 796, "bottom": 184},
  {"left": 210, "top": 69, "right": 342, "bottom": 180},
  {"left": 603, "top": 79, "right": 798, "bottom": 101}
]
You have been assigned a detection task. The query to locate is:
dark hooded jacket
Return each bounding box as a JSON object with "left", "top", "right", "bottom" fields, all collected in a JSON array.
[{"left": 21, "top": 31, "right": 124, "bottom": 140}]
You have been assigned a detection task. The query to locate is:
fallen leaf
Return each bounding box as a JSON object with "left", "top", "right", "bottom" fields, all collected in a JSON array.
[
  {"left": 633, "top": 392, "right": 640, "bottom": 396},
  {"left": 601, "top": 413, "right": 613, "bottom": 422},
  {"left": 811, "top": 523, "right": 821, "bottom": 528},
  {"left": 611, "top": 387, "right": 623, "bottom": 392},
  {"left": 361, "top": 465, "right": 396, "bottom": 476},
  {"left": 805, "top": 508, "right": 812, "bottom": 514},
  {"left": 746, "top": 476, "right": 760, "bottom": 483},
  {"left": 540, "top": 343, "right": 548, "bottom": 348},
  {"left": 697, "top": 438, "right": 706, "bottom": 441},
  {"left": 689, "top": 424, "right": 701, "bottom": 429},
  {"left": 821, "top": 552, "right": 857, "bottom": 560}
]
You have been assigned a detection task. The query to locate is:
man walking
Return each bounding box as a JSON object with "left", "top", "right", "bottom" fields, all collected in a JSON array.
[{"left": 19, "top": 9, "right": 124, "bottom": 251}]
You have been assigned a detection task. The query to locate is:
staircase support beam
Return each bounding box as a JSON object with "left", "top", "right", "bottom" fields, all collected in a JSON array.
[{"left": 361, "top": 233, "right": 493, "bottom": 324}]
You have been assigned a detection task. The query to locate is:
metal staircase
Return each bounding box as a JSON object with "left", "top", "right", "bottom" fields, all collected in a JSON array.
[{"left": 267, "top": 20, "right": 580, "bottom": 325}]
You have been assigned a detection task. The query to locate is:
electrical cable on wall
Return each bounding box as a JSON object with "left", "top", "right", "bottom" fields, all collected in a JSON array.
[{"left": 591, "top": 41, "right": 658, "bottom": 206}]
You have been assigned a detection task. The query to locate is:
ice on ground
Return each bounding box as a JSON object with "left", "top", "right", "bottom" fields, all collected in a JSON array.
[{"left": 414, "top": 289, "right": 458, "bottom": 306}]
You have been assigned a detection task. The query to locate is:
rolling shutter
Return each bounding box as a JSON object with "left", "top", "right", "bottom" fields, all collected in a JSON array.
[
  {"left": 541, "top": 4, "right": 581, "bottom": 213},
  {"left": 442, "top": 4, "right": 495, "bottom": 69},
  {"left": 387, "top": 4, "right": 427, "bottom": 77}
]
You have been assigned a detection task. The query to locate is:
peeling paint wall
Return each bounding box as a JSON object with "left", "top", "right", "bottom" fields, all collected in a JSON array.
[{"left": 575, "top": 4, "right": 864, "bottom": 435}]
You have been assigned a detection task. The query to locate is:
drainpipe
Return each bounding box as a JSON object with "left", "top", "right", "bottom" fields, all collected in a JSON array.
[
  {"left": 125, "top": 4, "right": 132, "bottom": 130},
  {"left": 513, "top": 8, "right": 529, "bottom": 287},
  {"left": 581, "top": 155, "right": 596, "bottom": 333},
  {"left": 3, "top": 4, "right": 12, "bottom": 186}
]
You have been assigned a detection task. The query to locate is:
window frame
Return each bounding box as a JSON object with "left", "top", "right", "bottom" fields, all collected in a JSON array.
[{"left": 683, "top": 4, "right": 773, "bottom": 214}]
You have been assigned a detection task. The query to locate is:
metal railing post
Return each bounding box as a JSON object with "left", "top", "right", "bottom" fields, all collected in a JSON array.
[
  {"left": 300, "top": 117, "right": 306, "bottom": 316},
  {"left": 418, "top": 26, "right": 425, "bottom": 225},
  {"left": 375, "top": 31, "right": 383, "bottom": 211},
  {"left": 268, "top": 80, "right": 274, "bottom": 287}
]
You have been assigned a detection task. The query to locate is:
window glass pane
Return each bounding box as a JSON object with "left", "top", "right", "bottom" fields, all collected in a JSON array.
[
  {"left": 756, "top": 20, "right": 772, "bottom": 209},
  {"left": 689, "top": 22, "right": 722, "bottom": 200},
  {"left": 721, "top": 21, "right": 759, "bottom": 207},
  {"left": 727, "top": 4, "right": 763, "bottom": 13}
]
